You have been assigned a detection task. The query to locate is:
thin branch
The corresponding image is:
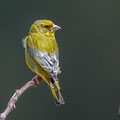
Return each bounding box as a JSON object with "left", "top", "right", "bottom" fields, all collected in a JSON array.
[{"left": 0, "top": 75, "right": 43, "bottom": 120}]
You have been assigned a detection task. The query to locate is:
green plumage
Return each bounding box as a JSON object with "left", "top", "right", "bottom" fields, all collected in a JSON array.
[{"left": 24, "top": 19, "right": 65, "bottom": 105}]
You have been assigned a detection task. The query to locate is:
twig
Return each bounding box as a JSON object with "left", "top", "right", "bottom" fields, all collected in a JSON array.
[{"left": 0, "top": 74, "right": 43, "bottom": 120}]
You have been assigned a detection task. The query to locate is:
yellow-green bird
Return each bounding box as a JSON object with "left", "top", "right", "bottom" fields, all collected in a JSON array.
[{"left": 23, "top": 19, "right": 65, "bottom": 105}]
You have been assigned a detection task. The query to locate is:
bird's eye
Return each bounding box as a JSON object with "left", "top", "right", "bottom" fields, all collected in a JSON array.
[{"left": 45, "top": 25, "right": 49, "bottom": 28}]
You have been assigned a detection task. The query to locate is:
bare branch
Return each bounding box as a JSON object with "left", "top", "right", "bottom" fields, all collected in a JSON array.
[{"left": 0, "top": 75, "right": 43, "bottom": 120}]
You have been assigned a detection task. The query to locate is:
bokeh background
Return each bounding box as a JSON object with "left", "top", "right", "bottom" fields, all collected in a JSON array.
[{"left": 0, "top": 0, "right": 119, "bottom": 120}]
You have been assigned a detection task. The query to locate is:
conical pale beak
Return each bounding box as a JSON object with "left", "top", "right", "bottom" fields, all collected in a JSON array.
[{"left": 51, "top": 24, "right": 61, "bottom": 32}]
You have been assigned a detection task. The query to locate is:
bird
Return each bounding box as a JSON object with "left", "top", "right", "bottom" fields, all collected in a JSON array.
[{"left": 23, "top": 19, "right": 65, "bottom": 106}]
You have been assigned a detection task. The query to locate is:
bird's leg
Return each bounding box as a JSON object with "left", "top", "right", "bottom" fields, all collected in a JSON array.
[{"left": 30, "top": 74, "right": 44, "bottom": 86}]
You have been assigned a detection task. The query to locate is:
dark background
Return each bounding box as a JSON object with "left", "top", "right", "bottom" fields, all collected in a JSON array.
[{"left": 0, "top": 0, "right": 119, "bottom": 120}]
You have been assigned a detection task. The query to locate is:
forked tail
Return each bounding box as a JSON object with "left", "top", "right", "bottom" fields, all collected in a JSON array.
[{"left": 50, "top": 81, "right": 65, "bottom": 106}]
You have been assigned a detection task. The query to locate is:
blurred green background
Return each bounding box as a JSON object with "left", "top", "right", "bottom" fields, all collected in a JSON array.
[{"left": 0, "top": 0, "right": 120, "bottom": 120}]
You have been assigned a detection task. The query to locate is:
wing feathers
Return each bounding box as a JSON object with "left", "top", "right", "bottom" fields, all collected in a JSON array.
[{"left": 29, "top": 47, "right": 59, "bottom": 77}]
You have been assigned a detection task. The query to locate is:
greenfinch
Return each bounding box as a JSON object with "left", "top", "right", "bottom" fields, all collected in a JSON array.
[{"left": 23, "top": 19, "right": 65, "bottom": 105}]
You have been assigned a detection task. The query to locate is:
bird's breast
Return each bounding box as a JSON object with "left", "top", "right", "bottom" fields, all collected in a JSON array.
[{"left": 26, "top": 33, "right": 58, "bottom": 54}]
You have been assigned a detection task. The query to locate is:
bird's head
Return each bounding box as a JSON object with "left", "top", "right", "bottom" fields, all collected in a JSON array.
[{"left": 29, "top": 19, "right": 61, "bottom": 37}]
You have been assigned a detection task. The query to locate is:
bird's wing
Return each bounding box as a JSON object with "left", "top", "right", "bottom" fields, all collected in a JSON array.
[{"left": 28, "top": 47, "right": 60, "bottom": 78}]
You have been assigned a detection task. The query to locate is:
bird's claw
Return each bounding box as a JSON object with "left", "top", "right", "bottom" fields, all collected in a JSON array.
[{"left": 30, "top": 75, "right": 44, "bottom": 87}]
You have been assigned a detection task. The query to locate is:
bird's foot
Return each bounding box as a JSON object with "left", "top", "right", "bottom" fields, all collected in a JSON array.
[{"left": 30, "top": 75, "right": 44, "bottom": 87}]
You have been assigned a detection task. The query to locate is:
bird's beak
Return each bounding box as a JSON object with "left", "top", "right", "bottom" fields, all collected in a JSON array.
[{"left": 51, "top": 24, "right": 61, "bottom": 32}]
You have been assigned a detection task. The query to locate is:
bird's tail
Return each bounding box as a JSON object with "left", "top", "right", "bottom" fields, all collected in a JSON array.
[
  {"left": 50, "top": 81, "right": 65, "bottom": 106},
  {"left": 35, "top": 68, "right": 65, "bottom": 106}
]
